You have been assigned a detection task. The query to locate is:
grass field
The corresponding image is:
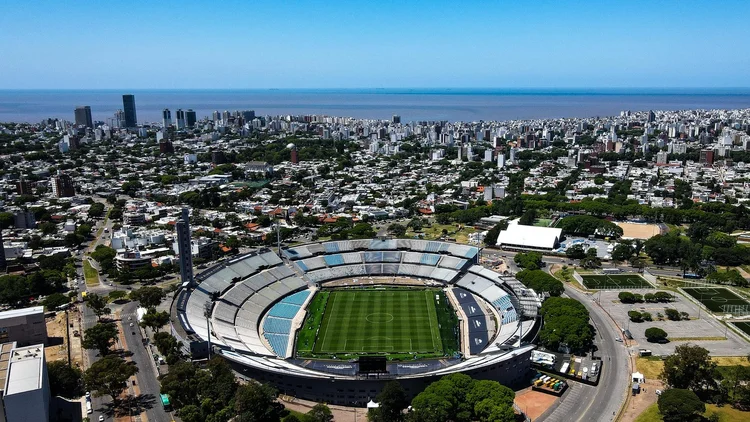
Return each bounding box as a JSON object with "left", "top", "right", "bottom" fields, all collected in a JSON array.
[
  {"left": 636, "top": 402, "right": 750, "bottom": 422},
  {"left": 683, "top": 287, "right": 750, "bottom": 314},
  {"left": 296, "top": 288, "right": 458, "bottom": 360},
  {"left": 83, "top": 260, "right": 99, "bottom": 286},
  {"left": 580, "top": 274, "right": 653, "bottom": 289}
]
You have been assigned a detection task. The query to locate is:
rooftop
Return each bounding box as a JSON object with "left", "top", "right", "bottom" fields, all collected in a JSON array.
[
  {"left": 4, "top": 344, "right": 45, "bottom": 396},
  {"left": 0, "top": 306, "right": 44, "bottom": 321}
]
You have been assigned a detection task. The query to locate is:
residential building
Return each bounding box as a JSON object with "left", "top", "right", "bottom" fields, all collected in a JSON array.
[
  {"left": 186, "top": 109, "right": 197, "bottom": 128},
  {"left": 51, "top": 172, "right": 75, "bottom": 198},
  {"left": 162, "top": 108, "right": 172, "bottom": 128}
]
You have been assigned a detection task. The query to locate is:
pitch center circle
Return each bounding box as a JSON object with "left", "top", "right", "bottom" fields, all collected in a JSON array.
[{"left": 366, "top": 313, "right": 394, "bottom": 323}]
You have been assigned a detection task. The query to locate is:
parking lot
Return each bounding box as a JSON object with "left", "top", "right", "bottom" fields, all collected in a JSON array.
[{"left": 593, "top": 289, "right": 749, "bottom": 356}]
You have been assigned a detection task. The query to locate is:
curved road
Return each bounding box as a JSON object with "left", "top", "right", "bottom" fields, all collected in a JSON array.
[{"left": 538, "top": 286, "right": 631, "bottom": 422}]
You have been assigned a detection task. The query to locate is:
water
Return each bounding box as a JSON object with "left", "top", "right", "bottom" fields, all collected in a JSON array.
[{"left": 1, "top": 88, "right": 750, "bottom": 123}]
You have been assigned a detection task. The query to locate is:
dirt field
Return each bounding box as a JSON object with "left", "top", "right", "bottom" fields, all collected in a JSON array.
[
  {"left": 616, "top": 222, "right": 663, "bottom": 240},
  {"left": 616, "top": 222, "right": 663, "bottom": 239},
  {"left": 45, "top": 311, "right": 70, "bottom": 363},
  {"left": 514, "top": 388, "right": 558, "bottom": 420}
]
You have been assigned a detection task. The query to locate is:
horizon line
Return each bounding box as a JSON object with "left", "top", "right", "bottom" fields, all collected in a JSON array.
[{"left": 2, "top": 87, "right": 750, "bottom": 91}]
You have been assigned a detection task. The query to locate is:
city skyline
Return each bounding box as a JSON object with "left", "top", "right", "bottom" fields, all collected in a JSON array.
[{"left": 1, "top": 1, "right": 749, "bottom": 89}]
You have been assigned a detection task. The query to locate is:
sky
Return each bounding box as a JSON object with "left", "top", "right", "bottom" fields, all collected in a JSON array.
[{"left": 1, "top": 0, "right": 749, "bottom": 89}]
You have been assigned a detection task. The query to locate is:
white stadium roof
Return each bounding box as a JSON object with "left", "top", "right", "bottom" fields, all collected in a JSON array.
[{"left": 496, "top": 223, "right": 562, "bottom": 250}]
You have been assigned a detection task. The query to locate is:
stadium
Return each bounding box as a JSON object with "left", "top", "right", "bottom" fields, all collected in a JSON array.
[{"left": 171, "top": 239, "right": 541, "bottom": 406}]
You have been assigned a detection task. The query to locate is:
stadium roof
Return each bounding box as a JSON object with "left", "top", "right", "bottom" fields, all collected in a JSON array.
[{"left": 496, "top": 223, "right": 562, "bottom": 250}]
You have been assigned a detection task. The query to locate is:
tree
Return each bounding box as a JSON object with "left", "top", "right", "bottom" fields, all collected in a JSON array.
[
  {"left": 307, "top": 403, "right": 333, "bottom": 422},
  {"left": 0, "top": 212, "right": 14, "bottom": 230},
  {"left": 129, "top": 286, "right": 166, "bottom": 310},
  {"left": 657, "top": 388, "right": 705, "bottom": 422},
  {"left": 515, "top": 270, "right": 564, "bottom": 296},
  {"left": 409, "top": 374, "right": 514, "bottom": 422},
  {"left": 140, "top": 310, "right": 170, "bottom": 332},
  {"left": 81, "top": 322, "right": 118, "bottom": 356},
  {"left": 88, "top": 202, "right": 105, "bottom": 218},
  {"left": 514, "top": 252, "right": 542, "bottom": 270},
  {"left": 661, "top": 344, "right": 718, "bottom": 394},
  {"left": 387, "top": 224, "right": 407, "bottom": 237},
  {"left": 108, "top": 290, "right": 128, "bottom": 302},
  {"left": 153, "top": 332, "right": 183, "bottom": 364},
  {"left": 565, "top": 244, "right": 586, "bottom": 259},
  {"left": 645, "top": 327, "right": 668, "bottom": 342},
  {"left": 538, "top": 297, "right": 594, "bottom": 352},
  {"left": 47, "top": 361, "right": 84, "bottom": 398},
  {"left": 628, "top": 311, "right": 644, "bottom": 323},
  {"left": 518, "top": 209, "right": 536, "bottom": 226},
  {"left": 84, "top": 355, "right": 138, "bottom": 403},
  {"left": 42, "top": 292, "right": 70, "bottom": 310},
  {"left": 233, "top": 382, "right": 285, "bottom": 422},
  {"left": 370, "top": 381, "right": 409, "bottom": 422},
  {"left": 85, "top": 293, "right": 111, "bottom": 320},
  {"left": 484, "top": 220, "right": 509, "bottom": 246},
  {"left": 611, "top": 243, "right": 634, "bottom": 264}
]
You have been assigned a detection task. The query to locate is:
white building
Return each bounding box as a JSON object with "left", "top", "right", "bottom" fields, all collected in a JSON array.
[
  {"left": 496, "top": 221, "right": 562, "bottom": 251},
  {"left": 0, "top": 342, "right": 50, "bottom": 422}
]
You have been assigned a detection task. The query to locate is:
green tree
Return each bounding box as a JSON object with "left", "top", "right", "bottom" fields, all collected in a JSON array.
[
  {"left": 483, "top": 220, "right": 508, "bottom": 247},
  {"left": 565, "top": 244, "right": 586, "bottom": 259},
  {"left": 85, "top": 293, "right": 111, "bottom": 320},
  {"left": 645, "top": 327, "right": 668, "bottom": 342},
  {"left": 129, "top": 286, "right": 166, "bottom": 310},
  {"left": 387, "top": 224, "right": 407, "bottom": 237},
  {"left": 42, "top": 292, "right": 70, "bottom": 310},
  {"left": 83, "top": 355, "right": 138, "bottom": 404},
  {"left": 370, "top": 381, "right": 409, "bottom": 422},
  {"left": 47, "top": 361, "right": 84, "bottom": 398},
  {"left": 88, "top": 202, "right": 105, "bottom": 218},
  {"left": 140, "top": 310, "right": 170, "bottom": 332},
  {"left": 513, "top": 252, "right": 542, "bottom": 270},
  {"left": 233, "top": 382, "right": 285, "bottom": 422},
  {"left": 515, "top": 270, "right": 564, "bottom": 296},
  {"left": 153, "top": 332, "right": 183, "bottom": 364},
  {"left": 661, "top": 344, "right": 718, "bottom": 393},
  {"left": 81, "top": 322, "right": 118, "bottom": 356},
  {"left": 307, "top": 403, "right": 334, "bottom": 422},
  {"left": 657, "top": 388, "right": 705, "bottom": 422},
  {"left": 538, "top": 297, "right": 594, "bottom": 352},
  {"left": 611, "top": 243, "right": 634, "bottom": 264},
  {"left": 0, "top": 212, "right": 14, "bottom": 229}
]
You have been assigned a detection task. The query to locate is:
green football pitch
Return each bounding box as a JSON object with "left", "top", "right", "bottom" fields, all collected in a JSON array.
[
  {"left": 580, "top": 274, "right": 653, "bottom": 289},
  {"left": 683, "top": 287, "right": 750, "bottom": 314},
  {"left": 296, "top": 289, "right": 458, "bottom": 359}
]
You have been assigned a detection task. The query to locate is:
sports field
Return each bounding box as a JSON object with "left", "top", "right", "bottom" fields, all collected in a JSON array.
[
  {"left": 682, "top": 287, "right": 750, "bottom": 314},
  {"left": 580, "top": 274, "right": 653, "bottom": 289},
  {"left": 296, "top": 288, "right": 458, "bottom": 359}
]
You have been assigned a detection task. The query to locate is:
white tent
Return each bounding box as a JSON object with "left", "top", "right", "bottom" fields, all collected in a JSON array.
[
  {"left": 632, "top": 372, "right": 645, "bottom": 383},
  {"left": 367, "top": 400, "right": 379, "bottom": 409}
]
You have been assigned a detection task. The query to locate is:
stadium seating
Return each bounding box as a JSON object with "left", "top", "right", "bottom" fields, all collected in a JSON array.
[{"left": 323, "top": 254, "right": 345, "bottom": 267}]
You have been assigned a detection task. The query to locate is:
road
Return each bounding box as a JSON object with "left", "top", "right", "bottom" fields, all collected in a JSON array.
[
  {"left": 537, "top": 286, "right": 631, "bottom": 422},
  {"left": 120, "top": 302, "right": 175, "bottom": 422}
]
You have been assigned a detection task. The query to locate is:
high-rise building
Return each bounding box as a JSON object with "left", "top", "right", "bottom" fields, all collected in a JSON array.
[
  {"left": 113, "top": 109, "right": 125, "bottom": 128},
  {"left": 392, "top": 115, "right": 401, "bottom": 124},
  {"left": 122, "top": 94, "right": 137, "bottom": 127},
  {"left": 74, "top": 106, "right": 93, "bottom": 128},
  {"left": 176, "top": 208, "right": 194, "bottom": 287},
  {"left": 51, "top": 172, "right": 75, "bottom": 198},
  {"left": 699, "top": 149, "right": 715, "bottom": 165},
  {"left": 162, "top": 109, "right": 172, "bottom": 128},
  {"left": 175, "top": 109, "right": 186, "bottom": 130},
  {"left": 241, "top": 110, "right": 255, "bottom": 122},
  {"left": 0, "top": 230, "right": 6, "bottom": 269},
  {"left": 212, "top": 110, "right": 220, "bottom": 122},
  {"left": 186, "top": 109, "right": 197, "bottom": 128}
]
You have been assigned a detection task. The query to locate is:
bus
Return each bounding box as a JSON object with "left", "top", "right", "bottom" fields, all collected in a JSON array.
[{"left": 160, "top": 394, "right": 172, "bottom": 411}]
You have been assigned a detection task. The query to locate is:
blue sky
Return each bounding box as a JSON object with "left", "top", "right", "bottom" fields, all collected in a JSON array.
[{"left": 1, "top": 1, "right": 748, "bottom": 89}]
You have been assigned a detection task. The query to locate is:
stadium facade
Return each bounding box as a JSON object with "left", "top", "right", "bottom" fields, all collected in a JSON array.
[{"left": 171, "top": 239, "right": 541, "bottom": 405}]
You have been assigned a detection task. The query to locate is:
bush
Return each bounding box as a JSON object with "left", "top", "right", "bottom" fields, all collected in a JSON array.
[
  {"left": 641, "top": 312, "right": 652, "bottom": 321},
  {"left": 515, "top": 270, "right": 564, "bottom": 296},
  {"left": 665, "top": 308, "right": 681, "bottom": 321},
  {"left": 645, "top": 327, "right": 668, "bottom": 343},
  {"left": 618, "top": 291, "right": 643, "bottom": 303},
  {"left": 628, "top": 311, "right": 643, "bottom": 322}
]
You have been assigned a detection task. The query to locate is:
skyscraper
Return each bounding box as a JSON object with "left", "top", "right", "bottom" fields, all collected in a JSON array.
[
  {"left": 175, "top": 109, "right": 186, "bottom": 130},
  {"left": 186, "top": 109, "right": 197, "bottom": 128},
  {"left": 162, "top": 109, "right": 172, "bottom": 128},
  {"left": 176, "top": 208, "right": 194, "bottom": 286},
  {"left": 122, "top": 94, "right": 137, "bottom": 127},
  {"left": 74, "top": 106, "right": 93, "bottom": 128}
]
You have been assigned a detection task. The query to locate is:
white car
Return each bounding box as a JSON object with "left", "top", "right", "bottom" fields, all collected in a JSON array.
[
  {"left": 85, "top": 391, "right": 91, "bottom": 399},
  {"left": 99, "top": 416, "right": 105, "bottom": 422}
]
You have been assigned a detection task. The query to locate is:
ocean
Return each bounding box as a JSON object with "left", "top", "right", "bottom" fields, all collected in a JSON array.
[{"left": 1, "top": 88, "right": 750, "bottom": 124}]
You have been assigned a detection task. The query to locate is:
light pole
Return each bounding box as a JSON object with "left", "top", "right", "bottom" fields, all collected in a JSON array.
[{"left": 204, "top": 300, "right": 213, "bottom": 359}]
